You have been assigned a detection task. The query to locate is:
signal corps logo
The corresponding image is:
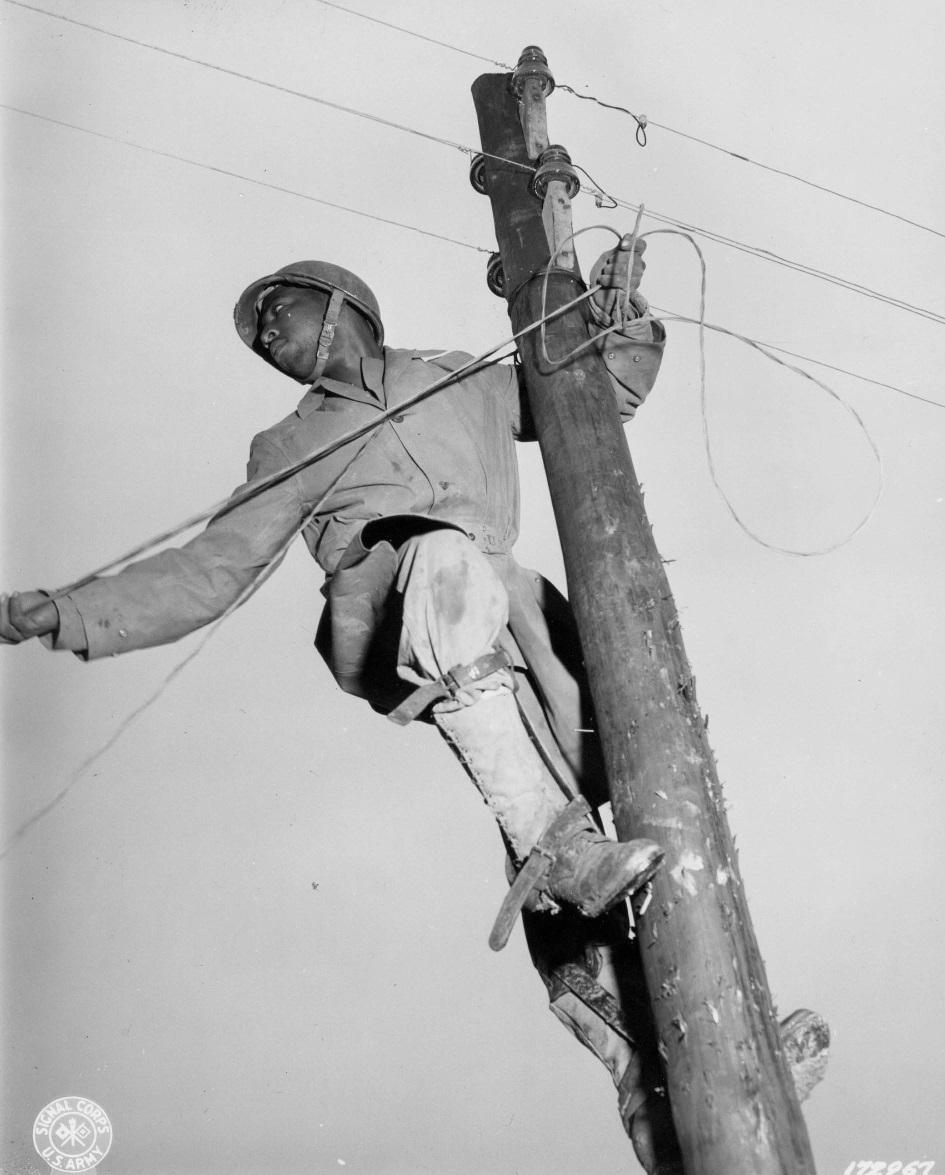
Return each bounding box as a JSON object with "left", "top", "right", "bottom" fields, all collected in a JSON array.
[{"left": 32, "top": 1096, "right": 113, "bottom": 1172}]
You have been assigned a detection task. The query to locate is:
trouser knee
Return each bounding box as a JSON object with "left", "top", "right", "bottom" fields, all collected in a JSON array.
[{"left": 396, "top": 529, "right": 510, "bottom": 686}]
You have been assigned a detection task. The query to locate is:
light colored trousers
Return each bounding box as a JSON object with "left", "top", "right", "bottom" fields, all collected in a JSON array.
[{"left": 392, "top": 529, "right": 661, "bottom": 1146}]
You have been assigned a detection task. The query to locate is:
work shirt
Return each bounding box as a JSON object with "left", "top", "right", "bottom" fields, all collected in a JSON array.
[
  {"left": 296, "top": 348, "right": 524, "bottom": 568},
  {"left": 51, "top": 336, "right": 663, "bottom": 663}
]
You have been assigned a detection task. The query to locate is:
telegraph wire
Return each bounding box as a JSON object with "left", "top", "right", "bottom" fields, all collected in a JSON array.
[
  {"left": 313, "top": 0, "right": 514, "bottom": 71},
  {"left": 7, "top": 0, "right": 944, "bottom": 329},
  {"left": 708, "top": 339, "right": 945, "bottom": 409},
  {"left": 571, "top": 91, "right": 945, "bottom": 244},
  {"left": 661, "top": 298, "right": 885, "bottom": 555},
  {"left": 0, "top": 442, "right": 373, "bottom": 862},
  {"left": 3, "top": 0, "right": 494, "bottom": 161},
  {"left": 310, "top": 0, "right": 945, "bottom": 242},
  {"left": 583, "top": 189, "right": 945, "bottom": 326},
  {"left": 4, "top": 103, "right": 940, "bottom": 409},
  {"left": 1, "top": 104, "right": 489, "bottom": 254},
  {"left": 554, "top": 85, "right": 650, "bottom": 144}
]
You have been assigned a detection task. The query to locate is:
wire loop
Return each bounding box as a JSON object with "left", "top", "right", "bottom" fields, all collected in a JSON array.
[
  {"left": 538, "top": 217, "right": 651, "bottom": 370},
  {"left": 642, "top": 228, "right": 885, "bottom": 557}
]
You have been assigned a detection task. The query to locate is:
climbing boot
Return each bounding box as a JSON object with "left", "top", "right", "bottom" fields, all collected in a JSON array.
[
  {"left": 434, "top": 691, "right": 663, "bottom": 948},
  {"left": 523, "top": 904, "right": 830, "bottom": 1175},
  {"left": 491, "top": 798, "right": 663, "bottom": 949},
  {"left": 523, "top": 905, "right": 683, "bottom": 1174},
  {"left": 542, "top": 798, "right": 663, "bottom": 919}
]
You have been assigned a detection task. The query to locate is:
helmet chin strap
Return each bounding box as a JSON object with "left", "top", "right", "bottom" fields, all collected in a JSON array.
[{"left": 310, "top": 288, "right": 347, "bottom": 383}]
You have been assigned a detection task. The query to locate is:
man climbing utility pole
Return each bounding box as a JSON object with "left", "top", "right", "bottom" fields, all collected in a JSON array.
[{"left": 472, "top": 51, "right": 817, "bottom": 1174}]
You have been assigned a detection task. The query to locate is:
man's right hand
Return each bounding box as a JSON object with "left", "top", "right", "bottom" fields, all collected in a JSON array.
[
  {"left": 589, "top": 236, "right": 647, "bottom": 328},
  {"left": 0, "top": 591, "right": 60, "bottom": 643}
]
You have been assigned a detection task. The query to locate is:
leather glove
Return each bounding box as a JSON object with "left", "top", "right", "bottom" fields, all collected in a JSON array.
[
  {"left": 0, "top": 591, "right": 59, "bottom": 643},
  {"left": 589, "top": 235, "right": 647, "bottom": 328}
]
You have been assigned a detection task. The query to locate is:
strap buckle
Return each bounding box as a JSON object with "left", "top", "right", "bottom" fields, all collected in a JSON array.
[
  {"left": 310, "top": 288, "right": 346, "bottom": 382},
  {"left": 387, "top": 648, "right": 513, "bottom": 726}
]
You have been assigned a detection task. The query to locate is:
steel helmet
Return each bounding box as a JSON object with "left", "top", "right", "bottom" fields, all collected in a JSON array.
[{"left": 233, "top": 260, "right": 384, "bottom": 356}]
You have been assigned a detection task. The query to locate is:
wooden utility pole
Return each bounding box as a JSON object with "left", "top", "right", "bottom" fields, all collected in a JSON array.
[{"left": 472, "top": 54, "right": 817, "bottom": 1175}]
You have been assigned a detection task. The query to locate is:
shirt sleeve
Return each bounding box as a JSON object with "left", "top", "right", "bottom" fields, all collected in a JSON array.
[{"left": 50, "top": 434, "right": 307, "bottom": 660}]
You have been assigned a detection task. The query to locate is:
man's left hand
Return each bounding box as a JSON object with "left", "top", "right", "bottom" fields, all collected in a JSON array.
[{"left": 0, "top": 591, "right": 59, "bottom": 644}]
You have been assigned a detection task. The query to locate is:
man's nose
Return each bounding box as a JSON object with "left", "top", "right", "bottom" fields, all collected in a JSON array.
[{"left": 259, "top": 324, "right": 278, "bottom": 346}]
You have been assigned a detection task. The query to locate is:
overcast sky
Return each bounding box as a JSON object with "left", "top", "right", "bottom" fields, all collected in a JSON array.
[{"left": 2, "top": 1, "right": 944, "bottom": 1172}]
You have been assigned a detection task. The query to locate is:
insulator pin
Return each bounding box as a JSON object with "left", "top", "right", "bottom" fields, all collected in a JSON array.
[{"left": 530, "top": 145, "right": 580, "bottom": 201}]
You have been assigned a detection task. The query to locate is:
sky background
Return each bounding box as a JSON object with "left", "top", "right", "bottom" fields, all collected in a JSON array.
[{"left": 2, "top": 1, "right": 944, "bottom": 1172}]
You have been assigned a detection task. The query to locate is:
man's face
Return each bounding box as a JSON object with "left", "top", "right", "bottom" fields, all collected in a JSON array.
[{"left": 254, "top": 286, "right": 329, "bottom": 382}]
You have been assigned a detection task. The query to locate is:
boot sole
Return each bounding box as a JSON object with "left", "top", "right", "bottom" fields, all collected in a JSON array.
[{"left": 577, "top": 846, "right": 665, "bottom": 919}]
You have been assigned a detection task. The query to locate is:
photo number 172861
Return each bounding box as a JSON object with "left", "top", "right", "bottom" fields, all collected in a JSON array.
[{"left": 843, "top": 1164, "right": 936, "bottom": 1175}]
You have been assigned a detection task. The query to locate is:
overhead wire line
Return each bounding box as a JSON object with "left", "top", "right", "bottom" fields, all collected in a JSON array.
[
  {"left": 310, "top": 0, "right": 945, "bottom": 242},
  {"left": 5, "top": 103, "right": 939, "bottom": 411},
  {"left": 554, "top": 168, "right": 944, "bottom": 325},
  {"left": 0, "top": 451, "right": 367, "bottom": 862},
  {"left": 576, "top": 188, "right": 945, "bottom": 327},
  {"left": 564, "top": 89, "right": 945, "bottom": 244},
  {"left": 1, "top": 104, "right": 489, "bottom": 255},
  {"left": 701, "top": 338, "right": 945, "bottom": 409},
  {"left": 3, "top": 0, "right": 531, "bottom": 184},
  {"left": 7, "top": 0, "right": 944, "bottom": 330},
  {"left": 312, "top": 0, "right": 515, "bottom": 71}
]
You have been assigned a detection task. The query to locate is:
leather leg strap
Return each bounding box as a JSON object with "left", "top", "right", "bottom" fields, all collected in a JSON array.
[
  {"left": 387, "top": 648, "right": 513, "bottom": 725},
  {"left": 489, "top": 847, "right": 554, "bottom": 951},
  {"left": 551, "top": 961, "right": 636, "bottom": 1044},
  {"left": 553, "top": 960, "right": 649, "bottom": 1121},
  {"left": 488, "top": 797, "right": 591, "bottom": 951}
]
